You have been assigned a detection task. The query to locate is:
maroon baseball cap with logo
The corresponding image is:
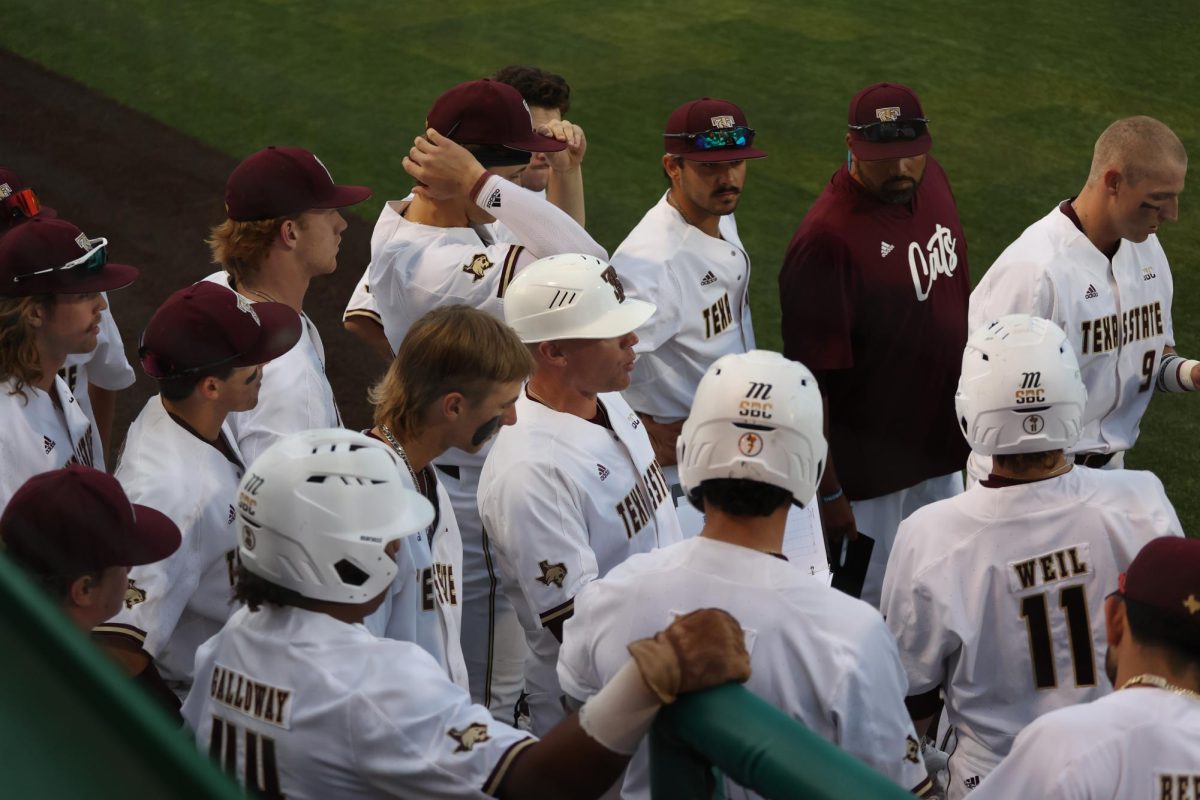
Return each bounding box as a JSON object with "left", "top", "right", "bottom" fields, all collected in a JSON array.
[
  {"left": 139, "top": 282, "right": 302, "bottom": 379},
  {"left": 225, "top": 146, "right": 372, "bottom": 222},
  {"left": 847, "top": 82, "right": 932, "bottom": 161},
  {"left": 1119, "top": 537, "right": 1200, "bottom": 630},
  {"left": 0, "top": 218, "right": 138, "bottom": 298},
  {"left": 427, "top": 79, "right": 568, "bottom": 156},
  {"left": 1, "top": 465, "right": 181, "bottom": 577},
  {"left": 664, "top": 98, "right": 767, "bottom": 163},
  {"left": 1, "top": 166, "right": 56, "bottom": 228}
]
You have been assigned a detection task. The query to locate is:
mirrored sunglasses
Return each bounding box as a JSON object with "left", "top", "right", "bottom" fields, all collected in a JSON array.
[
  {"left": 665, "top": 126, "right": 755, "bottom": 151},
  {"left": 11, "top": 237, "right": 108, "bottom": 285},
  {"left": 2, "top": 187, "right": 42, "bottom": 219},
  {"left": 848, "top": 118, "right": 929, "bottom": 143}
]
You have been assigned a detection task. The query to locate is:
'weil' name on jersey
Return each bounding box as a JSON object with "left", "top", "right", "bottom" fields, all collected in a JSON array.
[
  {"left": 1078, "top": 301, "right": 1164, "bottom": 355},
  {"left": 616, "top": 460, "right": 670, "bottom": 540},
  {"left": 210, "top": 663, "right": 293, "bottom": 729},
  {"left": 1008, "top": 545, "right": 1091, "bottom": 591}
]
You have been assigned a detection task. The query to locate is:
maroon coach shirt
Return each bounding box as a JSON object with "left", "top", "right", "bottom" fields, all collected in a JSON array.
[{"left": 779, "top": 158, "right": 970, "bottom": 500}]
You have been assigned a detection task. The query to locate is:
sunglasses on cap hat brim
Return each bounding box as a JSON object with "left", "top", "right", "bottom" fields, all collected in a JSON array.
[
  {"left": 9, "top": 236, "right": 108, "bottom": 285},
  {"left": 2, "top": 187, "right": 45, "bottom": 220}
]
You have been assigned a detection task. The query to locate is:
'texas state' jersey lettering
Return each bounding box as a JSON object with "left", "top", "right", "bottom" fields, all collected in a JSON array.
[
  {"left": 701, "top": 292, "right": 734, "bottom": 339},
  {"left": 615, "top": 459, "right": 671, "bottom": 539},
  {"left": 1078, "top": 300, "right": 1165, "bottom": 354},
  {"left": 421, "top": 563, "right": 458, "bottom": 611}
]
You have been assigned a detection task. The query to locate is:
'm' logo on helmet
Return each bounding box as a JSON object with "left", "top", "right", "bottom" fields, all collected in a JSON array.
[{"left": 599, "top": 266, "right": 625, "bottom": 303}]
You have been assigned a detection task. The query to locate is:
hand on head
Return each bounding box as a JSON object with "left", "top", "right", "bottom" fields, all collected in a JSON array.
[
  {"left": 538, "top": 119, "right": 587, "bottom": 173},
  {"left": 403, "top": 128, "right": 487, "bottom": 200}
]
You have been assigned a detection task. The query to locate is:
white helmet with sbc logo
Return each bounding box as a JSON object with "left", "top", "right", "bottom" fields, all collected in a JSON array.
[
  {"left": 677, "top": 350, "right": 826, "bottom": 507},
  {"left": 956, "top": 314, "right": 1087, "bottom": 456},
  {"left": 235, "top": 428, "right": 435, "bottom": 604},
  {"left": 502, "top": 253, "right": 656, "bottom": 343}
]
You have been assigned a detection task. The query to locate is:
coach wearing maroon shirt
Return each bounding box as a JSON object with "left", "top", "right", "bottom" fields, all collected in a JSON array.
[{"left": 779, "top": 82, "right": 970, "bottom": 608}]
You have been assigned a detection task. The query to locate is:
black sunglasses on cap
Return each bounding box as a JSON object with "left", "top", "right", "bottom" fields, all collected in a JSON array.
[{"left": 848, "top": 118, "right": 930, "bottom": 143}]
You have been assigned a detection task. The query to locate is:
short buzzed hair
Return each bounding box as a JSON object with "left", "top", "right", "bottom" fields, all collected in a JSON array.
[{"left": 1087, "top": 116, "right": 1188, "bottom": 186}]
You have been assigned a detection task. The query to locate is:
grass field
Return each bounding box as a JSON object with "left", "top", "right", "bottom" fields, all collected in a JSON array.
[{"left": 4, "top": 1, "right": 1199, "bottom": 529}]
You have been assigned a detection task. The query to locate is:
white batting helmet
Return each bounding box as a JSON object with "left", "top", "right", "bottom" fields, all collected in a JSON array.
[
  {"left": 503, "top": 253, "right": 656, "bottom": 342},
  {"left": 956, "top": 314, "right": 1087, "bottom": 456},
  {"left": 677, "top": 350, "right": 827, "bottom": 508},
  {"left": 235, "top": 429, "right": 434, "bottom": 604}
]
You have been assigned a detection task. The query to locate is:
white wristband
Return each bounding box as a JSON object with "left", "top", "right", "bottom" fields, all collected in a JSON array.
[
  {"left": 1156, "top": 353, "right": 1199, "bottom": 392},
  {"left": 577, "top": 659, "right": 662, "bottom": 755}
]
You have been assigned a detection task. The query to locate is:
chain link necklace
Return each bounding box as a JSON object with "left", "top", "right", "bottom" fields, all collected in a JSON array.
[
  {"left": 1119, "top": 673, "right": 1200, "bottom": 700},
  {"left": 379, "top": 423, "right": 421, "bottom": 489}
]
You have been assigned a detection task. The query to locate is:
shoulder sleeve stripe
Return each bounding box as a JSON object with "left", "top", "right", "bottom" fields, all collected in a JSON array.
[
  {"left": 911, "top": 775, "right": 935, "bottom": 797},
  {"left": 497, "top": 245, "right": 524, "bottom": 299},
  {"left": 92, "top": 622, "right": 147, "bottom": 644},
  {"left": 538, "top": 597, "right": 575, "bottom": 627},
  {"left": 343, "top": 308, "right": 383, "bottom": 323},
  {"left": 483, "top": 736, "right": 536, "bottom": 796}
]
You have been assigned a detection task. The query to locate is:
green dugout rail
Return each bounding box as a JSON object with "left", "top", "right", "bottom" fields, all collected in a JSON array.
[
  {"left": 650, "top": 683, "right": 916, "bottom": 800},
  {"left": 0, "top": 553, "right": 241, "bottom": 799}
]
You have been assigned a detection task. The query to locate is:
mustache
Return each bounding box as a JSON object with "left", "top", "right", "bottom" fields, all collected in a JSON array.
[{"left": 713, "top": 185, "right": 741, "bottom": 196}]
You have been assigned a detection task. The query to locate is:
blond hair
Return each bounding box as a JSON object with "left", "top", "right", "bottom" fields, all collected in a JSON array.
[
  {"left": 206, "top": 214, "right": 305, "bottom": 285},
  {"left": 0, "top": 294, "right": 52, "bottom": 400},
  {"left": 370, "top": 305, "right": 534, "bottom": 437},
  {"left": 1088, "top": 116, "right": 1188, "bottom": 186}
]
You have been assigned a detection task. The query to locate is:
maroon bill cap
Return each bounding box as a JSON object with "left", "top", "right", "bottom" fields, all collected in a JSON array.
[
  {"left": 427, "top": 79, "right": 568, "bottom": 155},
  {"left": 0, "top": 218, "right": 138, "bottom": 298},
  {"left": 139, "top": 282, "right": 302, "bottom": 379},
  {"left": 225, "top": 146, "right": 372, "bottom": 222},
  {"left": 664, "top": 98, "right": 767, "bottom": 163},
  {"left": 1, "top": 166, "right": 57, "bottom": 228},
  {"left": 1, "top": 465, "right": 181, "bottom": 577},
  {"left": 1120, "top": 537, "right": 1200, "bottom": 630},
  {"left": 847, "top": 82, "right": 932, "bottom": 161}
]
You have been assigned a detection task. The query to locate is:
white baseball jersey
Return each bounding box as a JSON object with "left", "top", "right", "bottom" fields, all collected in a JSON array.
[
  {"left": 204, "top": 272, "right": 341, "bottom": 466},
  {"left": 367, "top": 175, "right": 605, "bottom": 354},
  {"left": 970, "top": 687, "right": 1200, "bottom": 799},
  {"left": 0, "top": 375, "right": 98, "bottom": 509},
  {"left": 880, "top": 467, "right": 1183, "bottom": 800},
  {"left": 612, "top": 193, "right": 756, "bottom": 421},
  {"left": 59, "top": 298, "right": 135, "bottom": 446},
  {"left": 970, "top": 202, "right": 1175, "bottom": 458},
  {"left": 183, "top": 604, "right": 535, "bottom": 800},
  {"left": 559, "top": 536, "right": 932, "bottom": 799},
  {"left": 364, "top": 468, "right": 468, "bottom": 690},
  {"left": 479, "top": 391, "right": 682, "bottom": 734},
  {"left": 96, "top": 396, "right": 244, "bottom": 690}
]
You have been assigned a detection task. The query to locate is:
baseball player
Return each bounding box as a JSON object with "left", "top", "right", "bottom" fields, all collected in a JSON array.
[
  {"left": 779, "top": 82, "right": 971, "bottom": 607},
  {"left": 182, "top": 428, "right": 751, "bottom": 800},
  {"left": 558, "top": 350, "right": 933, "bottom": 798},
  {"left": 363, "top": 305, "right": 534, "bottom": 690},
  {"left": 343, "top": 65, "right": 586, "bottom": 364},
  {"left": 2, "top": 165, "right": 137, "bottom": 465},
  {"left": 367, "top": 78, "right": 606, "bottom": 717},
  {"left": 880, "top": 314, "right": 1184, "bottom": 800},
  {"left": 0, "top": 218, "right": 139, "bottom": 508},
  {"left": 611, "top": 97, "right": 763, "bottom": 467},
  {"left": 94, "top": 282, "right": 301, "bottom": 699},
  {"left": 1, "top": 465, "right": 181, "bottom": 633},
  {"left": 479, "top": 253, "right": 682, "bottom": 735},
  {"left": 971, "top": 537, "right": 1200, "bottom": 800},
  {"left": 204, "top": 145, "right": 371, "bottom": 466},
  {"left": 969, "top": 116, "right": 1190, "bottom": 477}
]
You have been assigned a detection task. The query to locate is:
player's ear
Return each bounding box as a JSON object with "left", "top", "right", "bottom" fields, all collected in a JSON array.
[
  {"left": 198, "top": 375, "right": 223, "bottom": 400},
  {"left": 537, "top": 340, "right": 567, "bottom": 365},
  {"left": 441, "top": 391, "right": 465, "bottom": 420},
  {"left": 1103, "top": 593, "right": 1126, "bottom": 647},
  {"left": 662, "top": 154, "right": 683, "bottom": 182},
  {"left": 24, "top": 297, "right": 52, "bottom": 328},
  {"left": 279, "top": 218, "right": 299, "bottom": 247},
  {"left": 1103, "top": 169, "right": 1123, "bottom": 195},
  {"left": 68, "top": 573, "right": 95, "bottom": 607}
]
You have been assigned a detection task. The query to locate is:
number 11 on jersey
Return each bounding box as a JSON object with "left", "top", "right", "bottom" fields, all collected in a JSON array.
[{"left": 1019, "top": 584, "right": 1096, "bottom": 689}]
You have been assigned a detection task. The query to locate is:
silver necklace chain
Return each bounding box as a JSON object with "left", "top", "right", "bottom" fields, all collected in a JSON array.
[{"left": 379, "top": 424, "right": 420, "bottom": 488}]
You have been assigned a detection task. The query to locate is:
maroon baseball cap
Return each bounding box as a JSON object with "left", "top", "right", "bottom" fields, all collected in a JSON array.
[
  {"left": 139, "top": 282, "right": 302, "bottom": 379},
  {"left": 1, "top": 166, "right": 56, "bottom": 227},
  {"left": 847, "top": 82, "right": 932, "bottom": 161},
  {"left": 427, "top": 79, "right": 568, "bottom": 156},
  {"left": 225, "top": 146, "right": 372, "bottom": 222},
  {"left": 1, "top": 465, "right": 181, "bottom": 577},
  {"left": 664, "top": 98, "right": 767, "bottom": 163},
  {"left": 0, "top": 218, "right": 138, "bottom": 298},
  {"left": 1119, "top": 537, "right": 1200, "bottom": 629}
]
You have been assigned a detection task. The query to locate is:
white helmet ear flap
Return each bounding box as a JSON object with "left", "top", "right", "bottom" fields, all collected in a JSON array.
[
  {"left": 678, "top": 350, "right": 827, "bottom": 507},
  {"left": 235, "top": 429, "right": 435, "bottom": 604},
  {"left": 955, "top": 314, "right": 1087, "bottom": 456}
]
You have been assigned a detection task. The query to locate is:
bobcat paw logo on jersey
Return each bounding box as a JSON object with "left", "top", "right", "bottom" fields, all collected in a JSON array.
[
  {"left": 125, "top": 579, "right": 146, "bottom": 609},
  {"left": 448, "top": 722, "right": 491, "bottom": 752},
  {"left": 463, "top": 253, "right": 494, "bottom": 282},
  {"left": 43, "top": 435, "right": 55, "bottom": 455},
  {"left": 536, "top": 560, "right": 568, "bottom": 588},
  {"left": 904, "top": 735, "right": 920, "bottom": 764}
]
